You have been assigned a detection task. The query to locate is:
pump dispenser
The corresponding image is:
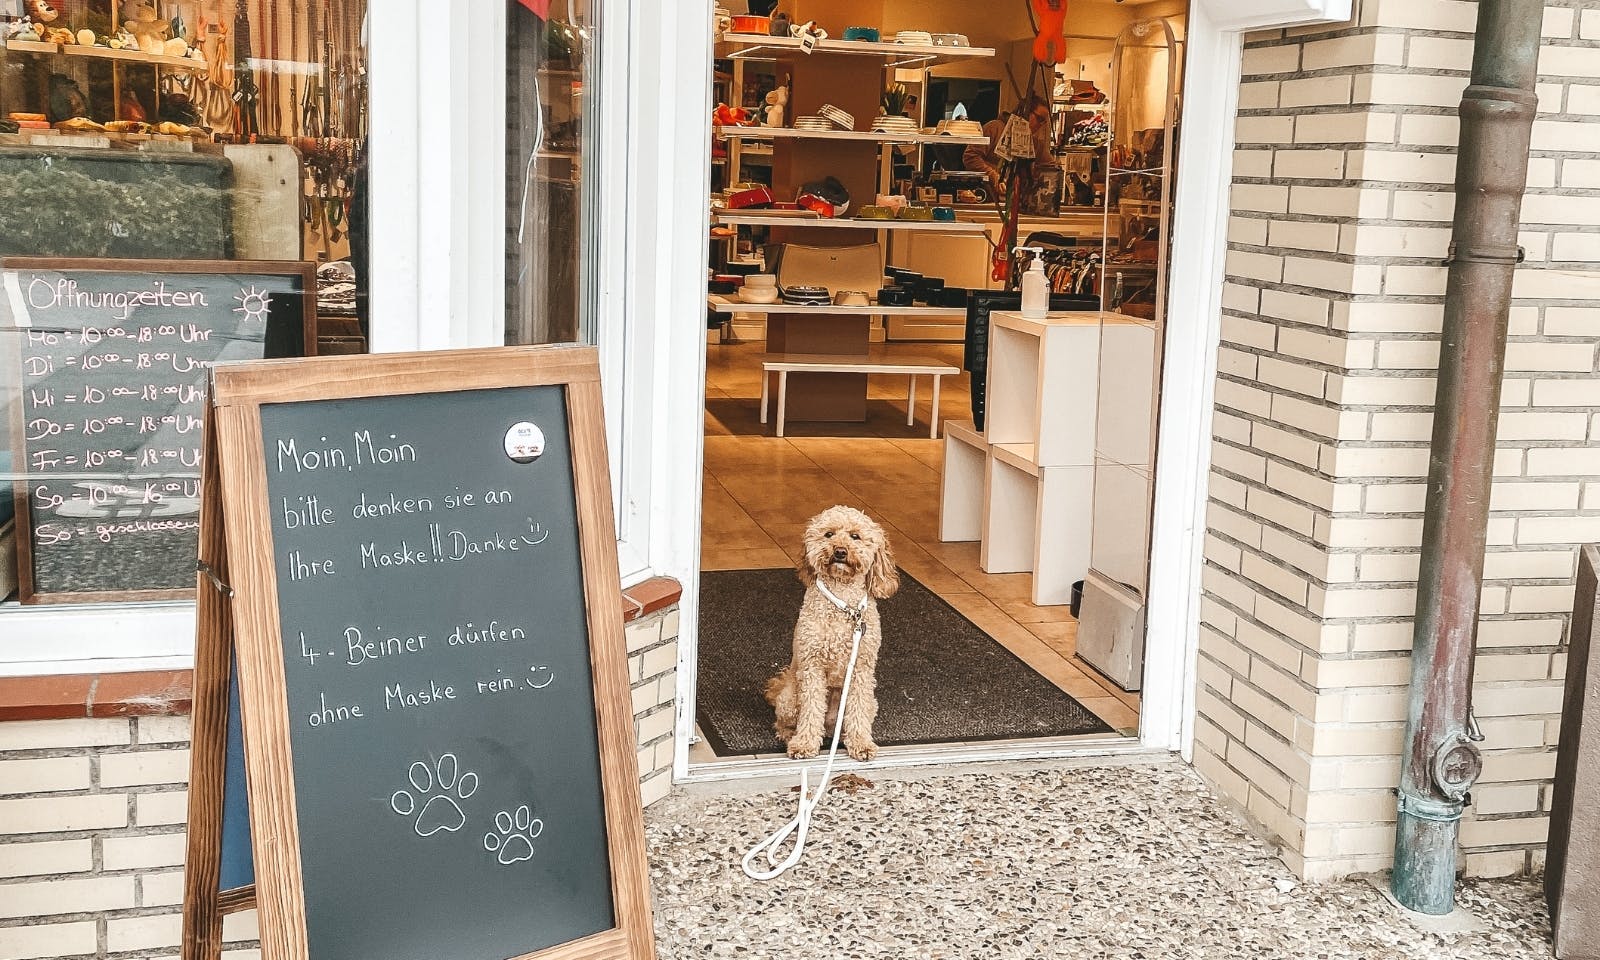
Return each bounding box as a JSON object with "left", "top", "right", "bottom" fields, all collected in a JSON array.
[{"left": 1016, "top": 246, "right": 1048, "bottom": 319}]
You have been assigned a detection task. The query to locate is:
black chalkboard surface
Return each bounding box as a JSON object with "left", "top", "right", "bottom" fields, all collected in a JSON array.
[
  {"left": 259, "top": 386, "right": 614, "bottom": 960},
  {"left": 190, "top": 348, "right": 655, "bottom": 960},
  {"left": 2, "top": 258, "right": 314, "bottom": 603}
]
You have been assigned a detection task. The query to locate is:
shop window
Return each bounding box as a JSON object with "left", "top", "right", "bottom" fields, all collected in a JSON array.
[
  {"left": 0, "top": 0, "right": 370, "bottom": 609},
  {"left": 504, "top": 0, "right": 597, "bottom": 347}
]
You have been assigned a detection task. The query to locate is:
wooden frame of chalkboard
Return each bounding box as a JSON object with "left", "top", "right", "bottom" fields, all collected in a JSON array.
[
  {"left": 182, "top": 396, "right": 255, "bottom": 960},
  {"left": 3, "top": 257, "right": 317, "bottom": 605},
  {"left": 185, "top": 345, "right": 655, "bottom": 960}
]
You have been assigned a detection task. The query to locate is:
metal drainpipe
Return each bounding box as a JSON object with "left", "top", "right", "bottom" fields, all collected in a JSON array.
[{"left": 1390, "top": 0, "right": 1543, "bottom": 916}]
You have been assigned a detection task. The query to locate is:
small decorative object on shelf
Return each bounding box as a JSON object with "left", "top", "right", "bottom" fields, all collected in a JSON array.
[
  {"left": 763, "top": 81, "right": 788, "bottom": 128},
  {"left": 790, "top": 19, "right": 826, "bottom": 53},
  {"left": 881, "top": 81, "right": 908, "bottom": 117},
  {"left": 46, "top": 72, "right": 86, "bottom": 122},
  {"left": 123, "top": 0, "right": 171, "bottom": 56},
  {"left": 714, "top": 102, "right": 759, "bottom": 127},
  {"left": 1064, "top": 114, "right": 1108, "bottom": 147}
]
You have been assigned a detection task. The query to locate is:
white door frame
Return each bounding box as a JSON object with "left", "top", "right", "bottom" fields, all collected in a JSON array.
[{"left": 665, "top": 0, "right": 1353, "bottom": 780}]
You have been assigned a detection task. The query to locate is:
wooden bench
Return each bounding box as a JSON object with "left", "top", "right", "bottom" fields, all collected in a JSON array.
[{"left": 758, "top": 354, "right": 962, "bottom": 439}]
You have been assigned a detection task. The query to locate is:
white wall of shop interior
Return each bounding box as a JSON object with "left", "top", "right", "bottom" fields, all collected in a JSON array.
[{"left": 661, "top": 0, "right": 1353, "bottom": 776}]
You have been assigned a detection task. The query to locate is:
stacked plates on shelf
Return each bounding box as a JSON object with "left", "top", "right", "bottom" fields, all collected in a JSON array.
[
  {"left": 893, "top": 30, "right": 933, "bottom": 45},
  {"left": 870, "top": 115, "right": 918, "bottom": 135},
  {"left": 936, "top": 118, "right": 985, "bottom": 137},
  {"left": 817, "top": 103, "right": 854, "bottom": 130},
  {"left": 738, "top": 273, "right": 779, "bottom": 303},
  {"left": 781, "top": 284, "right": 832, "bottom": 306},
  {"left": 794, "top": 115, "right": 832, "bottom": 131}
]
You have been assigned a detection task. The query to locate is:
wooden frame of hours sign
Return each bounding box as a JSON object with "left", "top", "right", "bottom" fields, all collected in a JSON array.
[{"left": 182, "top": 345, "right": 656, "bottom": 960}]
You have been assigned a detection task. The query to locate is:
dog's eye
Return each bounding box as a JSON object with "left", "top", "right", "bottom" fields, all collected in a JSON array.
[
  {"left": 851, "top": 533, "right": 861, "bottom": 540},
  {"left": 824, "top": 531, "right": 834, "bottom": 538}
]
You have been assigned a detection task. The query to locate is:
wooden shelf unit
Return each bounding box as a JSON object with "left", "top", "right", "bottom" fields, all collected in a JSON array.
[
  {"left": 713, "top": 213, "right": 986, "bottom": 233},
  {"left": 708, "top": 31, "right": 996, "bottom": 425},
  {"left": 715, "top": 124, "right": 987, "bottom": 147},
  {"left": 939, "top": 310, "right": 1157, "bottom": 607},
  {"left": 707, "top": 295, "right": 965, "bottom": 317},
  {"left": 716, "top": 32, "right": 996, "bottom": 67},
  {"left": 5, "top": 40, "right": 207, "bottom": 71}
]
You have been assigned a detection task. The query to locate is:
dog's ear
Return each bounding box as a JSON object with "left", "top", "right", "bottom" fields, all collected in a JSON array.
[
  {"left": 795, "top": 546, "right": 818, "bottom": 587},
  {"left": 866, "top": 533, "right": 899, "bottom": 599}
]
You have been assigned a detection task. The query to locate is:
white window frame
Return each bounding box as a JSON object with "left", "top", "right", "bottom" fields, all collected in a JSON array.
[{"left": 0, "top": 0, "right": 674, "bottom": 675}]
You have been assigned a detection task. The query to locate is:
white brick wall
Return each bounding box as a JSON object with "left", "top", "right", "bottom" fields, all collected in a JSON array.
[
  {"left": 1200, "top": 0, "right": 1600, "bottom": 881},
  {"left": 0, "top": 605, "right": 682, "bottom": 959}
]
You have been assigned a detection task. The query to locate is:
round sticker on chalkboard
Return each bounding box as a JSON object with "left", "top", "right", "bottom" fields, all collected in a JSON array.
[{"left": 504, "top": 421, "right": 545, "bottom": 463}]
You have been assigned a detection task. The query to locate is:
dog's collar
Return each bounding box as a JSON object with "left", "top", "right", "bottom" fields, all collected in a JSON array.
[{"left": 816, "top": 580, "right": 869, "bottom": 620}]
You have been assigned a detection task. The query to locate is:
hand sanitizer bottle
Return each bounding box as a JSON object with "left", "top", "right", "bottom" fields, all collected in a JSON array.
[{"left": 1017, "top": 246, "right": 1048, "bottom": 319}]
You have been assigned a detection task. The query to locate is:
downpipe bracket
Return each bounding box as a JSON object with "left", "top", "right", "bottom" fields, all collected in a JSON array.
[
  {"left": 1442, "top": 242, "right": 1525, "bottom": 266},
  {"left": 1395, "top": 790, "right": 1465, "bottom": 823}
]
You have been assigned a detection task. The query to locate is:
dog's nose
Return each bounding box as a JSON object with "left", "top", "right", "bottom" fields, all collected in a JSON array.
[{"left": 832, "top": 548, "right": 848, "bottom": 562}]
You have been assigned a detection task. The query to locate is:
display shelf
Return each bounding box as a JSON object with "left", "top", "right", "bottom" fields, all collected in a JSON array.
[
  {"left": 992, "top": 441, "right": 1040, "bottom": 475},
  {"left": 715, "top": 124, "right": 987, "bottom": 147},
  {"left": 716, "top": 32, "right": 996, "bottom": 67},
  {"left": 63, "top": 45, "right": 206, "bottom": 70},
  {"left": 939, "top": 420, "right": 986, "bottom": 541},
  {"left": 708, "top": 295, "right": 965, "bottom": 317},
  {"left": 713, "top": 213, "right": 986, "bottom": 233},
  {"left": 940, "top": 310, "right": 1156, "bottom": 606},
  {"left": 5, "top": 40, "right": 207, "bottom": 71}
]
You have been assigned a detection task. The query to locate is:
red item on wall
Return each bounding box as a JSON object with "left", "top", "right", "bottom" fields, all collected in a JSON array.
[
  {"left": 517, "top": 0, "right": 552, "bottom": 17},
  {"left": 1031, "top": 0, "right": 1068, "bottom": 64}
]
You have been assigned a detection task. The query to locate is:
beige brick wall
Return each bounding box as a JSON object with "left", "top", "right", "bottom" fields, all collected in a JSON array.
[
  {"left": 0, "top": 605, "right": 681, "bottom": 960},
  {"left": 1199, "top": 0, "right": 1600, "bottom": 880}
]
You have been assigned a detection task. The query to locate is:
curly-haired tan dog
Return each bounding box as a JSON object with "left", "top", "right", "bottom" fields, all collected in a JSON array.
[{"left": 764, "top": 505, "right": 899, "bottom": 761}]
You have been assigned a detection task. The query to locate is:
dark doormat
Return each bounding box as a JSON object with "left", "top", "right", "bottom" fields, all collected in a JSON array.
[{"left": 695, "top": 568, "right": 1114, "bottom": 756}]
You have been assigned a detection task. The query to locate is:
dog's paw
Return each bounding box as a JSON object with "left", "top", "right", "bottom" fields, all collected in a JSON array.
[
  {"left": 845, "top": 738, "right": 878, "bottom": 762},
  {"left": 786, "top": 741, "right": 820, "bottom": 760}
]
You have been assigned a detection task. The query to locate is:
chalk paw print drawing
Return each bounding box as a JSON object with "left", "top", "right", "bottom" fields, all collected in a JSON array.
[
  {"left": 389, "top": 753, "right": 479, "bottom": 837},
  {"left": 483, "top": 804, "right": 545, "bottom": 865}
]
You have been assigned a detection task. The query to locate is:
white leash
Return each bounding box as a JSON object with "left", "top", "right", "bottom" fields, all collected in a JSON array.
[{"left": 742, "top": 582, "right": 868, "bottom": 880}]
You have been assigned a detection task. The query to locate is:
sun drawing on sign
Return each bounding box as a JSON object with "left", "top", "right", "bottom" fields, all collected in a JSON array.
[{"left": 234, "top": 285, "right": 271, "bottom": 323}]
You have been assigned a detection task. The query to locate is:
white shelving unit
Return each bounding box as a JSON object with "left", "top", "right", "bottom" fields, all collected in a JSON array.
[
  {"left": 712, "top": 212, "right": 987, "bottom": 233},
  {"left": 714, "top": 124, "right": 988, "bottom": 147},
  {"left": 716, "top": 32, "right": 996, "bottom": 67},
  {"left": 939, "top": 310, "right": 1157, "bottom": 606},
  {"left": 706, "top": 295, "right": 965, "bottom": 317}
]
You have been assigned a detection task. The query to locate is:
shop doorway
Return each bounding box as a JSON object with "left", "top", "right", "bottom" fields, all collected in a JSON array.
[{"left": 693, "top": 0, "right": 1189, "bottom": 769}]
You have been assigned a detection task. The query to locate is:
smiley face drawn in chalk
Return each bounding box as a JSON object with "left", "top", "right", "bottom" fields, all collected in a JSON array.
[{"left": 390, "top": 753, "right": 478, "bottom": 837}]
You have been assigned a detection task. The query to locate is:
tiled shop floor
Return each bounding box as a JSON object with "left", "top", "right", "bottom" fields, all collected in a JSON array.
[{"left": 697, "top": 339, "right": 1140, "bottom": 760}]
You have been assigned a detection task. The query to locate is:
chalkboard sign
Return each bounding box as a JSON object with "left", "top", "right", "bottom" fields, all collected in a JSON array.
[
  {"left": 2, "top": 258, "right": 315, "bottom": 603},
  {"left": 183, "top": 347, "right": 655, "bottom": 960}
]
